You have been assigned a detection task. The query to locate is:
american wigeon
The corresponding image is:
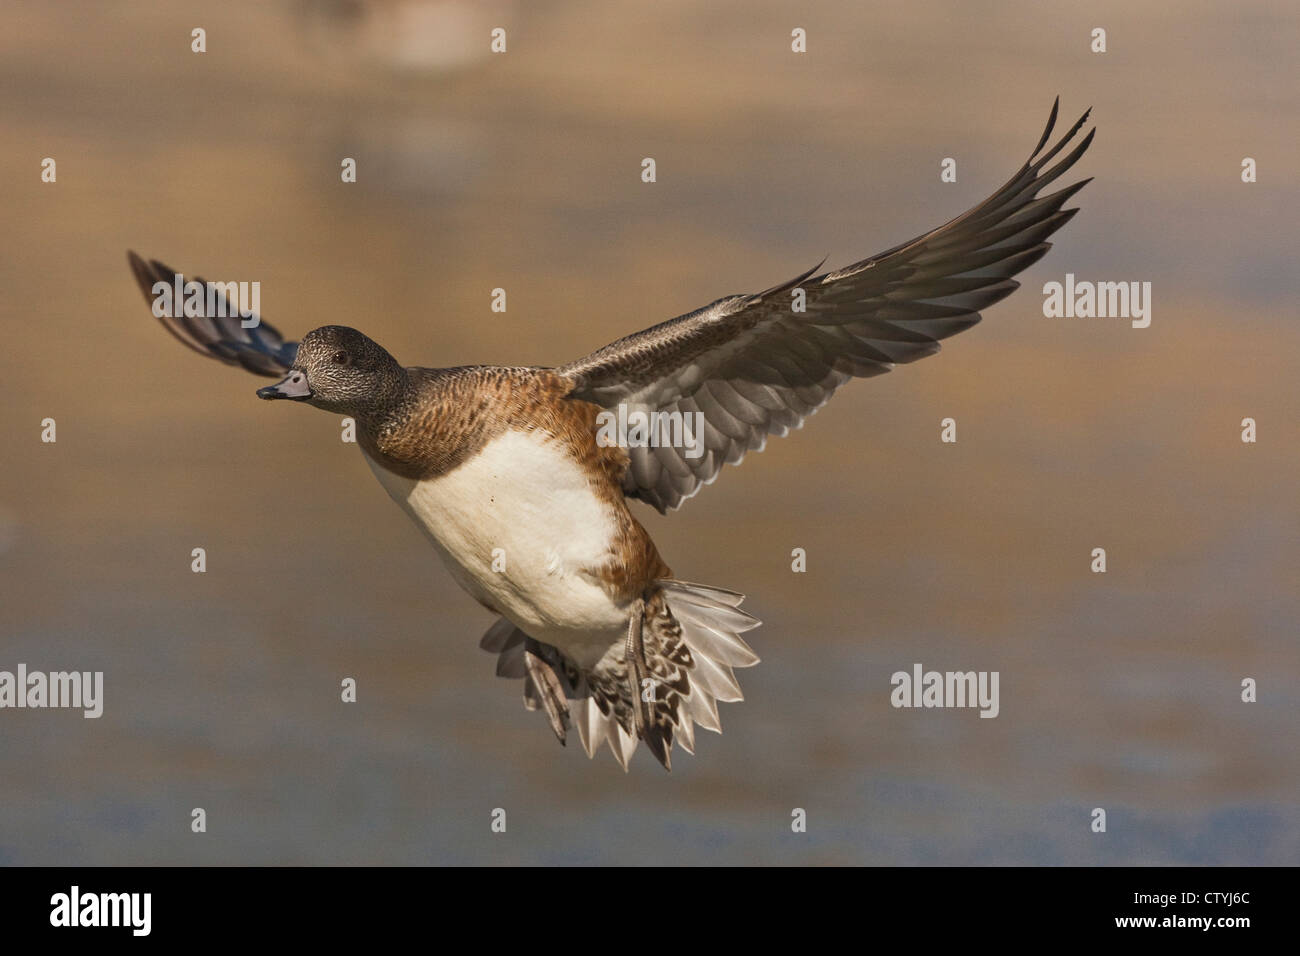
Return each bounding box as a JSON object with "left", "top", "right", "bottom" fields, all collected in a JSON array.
[{"left": 128, "top": 100, "right": 1093, "bottom": 770}]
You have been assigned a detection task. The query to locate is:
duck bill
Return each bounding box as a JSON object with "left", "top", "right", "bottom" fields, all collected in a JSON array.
[{"left": 257, "top": 370, "right": 312, "bottom": 401}]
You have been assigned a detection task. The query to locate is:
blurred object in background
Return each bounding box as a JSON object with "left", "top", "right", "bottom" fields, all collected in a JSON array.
[{"left": 295, "top": 0, "right": 518, "bottom": 73}]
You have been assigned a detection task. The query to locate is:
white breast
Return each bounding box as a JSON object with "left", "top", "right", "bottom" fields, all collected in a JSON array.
[{"left": 362, "top": 429, "right": 631, "bottom": 666}]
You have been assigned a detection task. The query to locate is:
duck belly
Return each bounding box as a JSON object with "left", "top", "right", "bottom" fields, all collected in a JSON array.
[{"left": 362, "top": 429, "right": 632, "bottom": 666}]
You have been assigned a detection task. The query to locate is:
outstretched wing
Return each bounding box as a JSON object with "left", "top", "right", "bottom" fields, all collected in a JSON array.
[
  {"left": 559, "top": 99, "right": 1094, "bottom": 513},
  {"left": 126, "top": 251, "right": 298, "bottom": 377}
]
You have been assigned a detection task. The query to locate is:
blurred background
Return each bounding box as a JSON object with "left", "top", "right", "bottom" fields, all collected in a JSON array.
[{"left": 1, "top": 0, "right": 1296, "bottom": 864}]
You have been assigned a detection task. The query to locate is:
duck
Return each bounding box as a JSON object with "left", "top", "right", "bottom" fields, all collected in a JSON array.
[{"left": 127, "top": 99, "right": 1093, "bottom": 771}]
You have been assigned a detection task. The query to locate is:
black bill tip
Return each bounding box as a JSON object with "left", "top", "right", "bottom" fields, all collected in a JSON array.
[{"left": 257, "top": 370, "right": 312, "bottom": 401}]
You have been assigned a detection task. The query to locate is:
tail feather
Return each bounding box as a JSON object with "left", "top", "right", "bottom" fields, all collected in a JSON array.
[
  {"left": 613, "top": 723, "right": 638, "bottom": 771},
  {"left": 668, "top": 602, "right": 762, "bottom": 667},
  {"left": 676, "top": 706, "right": 697, "bottom": 754},
  {"left": 478, "top": 579, "right": 761, "bottom": 771},
  {"left": 684, "top": 681, "right": 723, "bottom": 733},
  {"left": 691, "top": 652, "right": 745, "bottom": 702},
  {"left": 574, "top": 696, "right": 609, "bottom": 759},
  {"left": 661, "top": 579, "right": 748, "bottom": 608}
]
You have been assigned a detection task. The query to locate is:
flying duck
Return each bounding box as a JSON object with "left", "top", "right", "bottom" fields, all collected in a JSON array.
[{"left": 127, "top": 100, "right": 1093, "bottom": 770}]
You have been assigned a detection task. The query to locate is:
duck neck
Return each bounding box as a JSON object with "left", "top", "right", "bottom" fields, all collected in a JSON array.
[{"left": 351, "top": 366, "right": 411, "bottom": 435}]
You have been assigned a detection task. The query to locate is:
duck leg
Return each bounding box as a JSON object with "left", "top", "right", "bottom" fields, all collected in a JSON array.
[
  {"left": 623, "top": 598, "right": 649, "bottom": 738},
  {"left": 523, "top": 637, "right": 570, "bottom": 745}
]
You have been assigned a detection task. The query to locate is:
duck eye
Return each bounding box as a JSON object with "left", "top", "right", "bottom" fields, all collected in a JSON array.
[{"left": 332, "top": 350, "right": 350, "bottom": 366}]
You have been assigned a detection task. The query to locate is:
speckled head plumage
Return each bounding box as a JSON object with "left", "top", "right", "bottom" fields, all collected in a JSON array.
[{"left": 258, "top": 325, "right": 409, "bottom": 416}]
